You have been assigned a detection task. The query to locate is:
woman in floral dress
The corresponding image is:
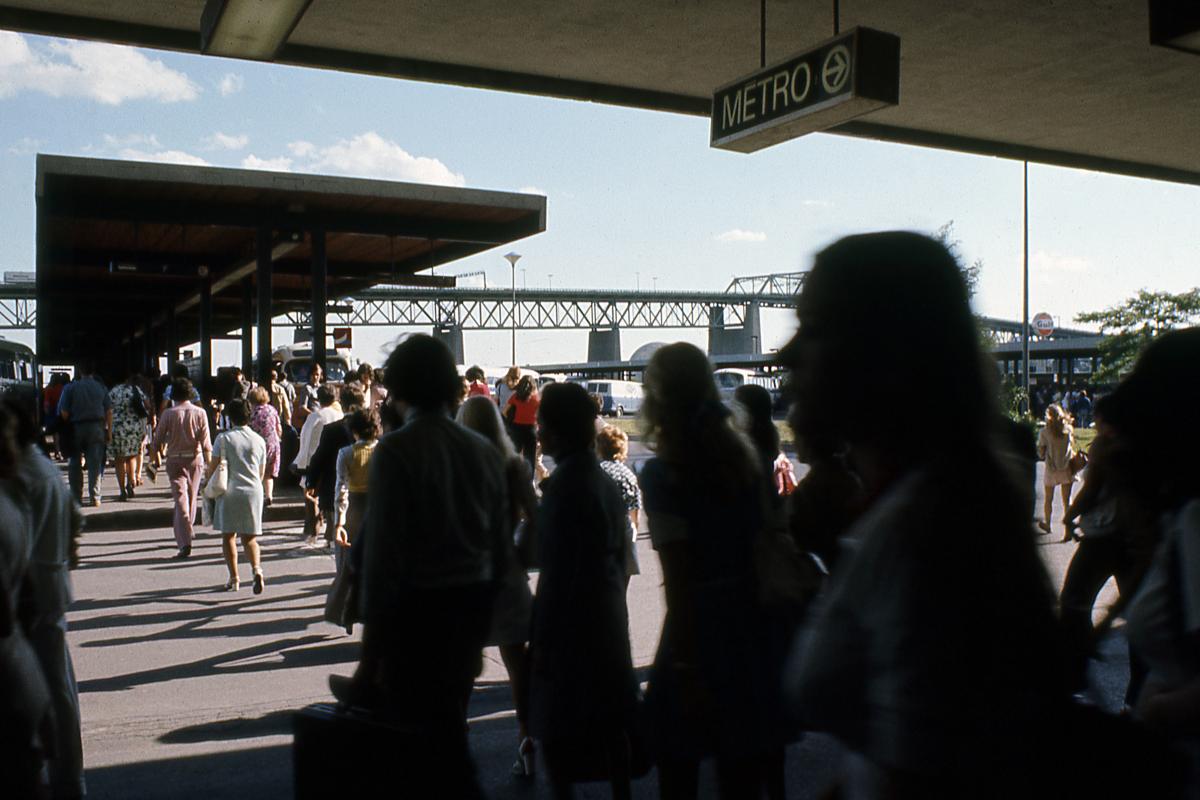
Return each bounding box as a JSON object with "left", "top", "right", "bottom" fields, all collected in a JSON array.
[
  {"left": 248, "top": 386, "right": 282, "bottom": 506},
  {"left": 107, "top": 374, "right": 150, "bottom": 501}
]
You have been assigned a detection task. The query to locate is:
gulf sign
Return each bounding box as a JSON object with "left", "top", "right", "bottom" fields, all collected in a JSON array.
[
  {"left": 711, "top": 28, "right": 900, "bottom": 153},
  {"left": 1032, "top": 313, "right": 1055, "bottom": 338}
]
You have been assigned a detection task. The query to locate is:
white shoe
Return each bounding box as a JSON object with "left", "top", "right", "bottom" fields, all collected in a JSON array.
[{"left": 302, "top": 535, "right": 319, "bottom": 548}]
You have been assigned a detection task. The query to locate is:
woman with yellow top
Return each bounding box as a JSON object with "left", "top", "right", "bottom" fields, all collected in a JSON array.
[{"left": 334, "top": 408, "right": 381, "bottom": 563}]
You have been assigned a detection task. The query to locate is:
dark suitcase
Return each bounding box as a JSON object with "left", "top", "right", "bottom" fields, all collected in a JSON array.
[{"left": 292, "top": 703, "right": 483, "bottom": 799}]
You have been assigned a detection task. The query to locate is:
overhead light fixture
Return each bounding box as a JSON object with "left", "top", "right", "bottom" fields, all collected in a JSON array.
[
  {"left": 200, "top": 0, "right": 314, "bottom": 60},
  {"left": 1149, "top": 0, "right": 1200, "bottom": 55}
]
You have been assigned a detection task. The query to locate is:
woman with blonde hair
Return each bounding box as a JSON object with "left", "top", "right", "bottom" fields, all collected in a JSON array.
[
  {"left": 247, "top": 385, "right": 282, "bottom": 507},
  {"left": 596, "top": 424, "right": 641, "bottom": 586},
  {"left": 457, "top": 395, "right": 539, "bottom": 777},
  {"left": 1037, "top": 403, "right": 1077, "bottom": 540}
]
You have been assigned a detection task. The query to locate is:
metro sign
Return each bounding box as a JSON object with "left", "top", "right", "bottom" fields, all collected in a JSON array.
[{"left": 711, "top": 27, "right": 900, "bottom": 153}]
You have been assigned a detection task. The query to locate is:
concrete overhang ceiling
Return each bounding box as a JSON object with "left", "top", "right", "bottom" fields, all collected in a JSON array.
[{"left": 2, "top": 1, "right": 1199, "bottom": 184}]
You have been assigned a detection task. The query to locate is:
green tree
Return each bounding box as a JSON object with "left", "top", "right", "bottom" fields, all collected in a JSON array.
[
  {"left": 1076, "top": 288, "right": 1200, "bottom": 382},
  {"left": 933, "top": 221, "right": 983, "bottom": 299}
]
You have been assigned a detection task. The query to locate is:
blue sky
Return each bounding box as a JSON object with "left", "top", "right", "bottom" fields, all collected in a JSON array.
[{"left": 2, "top": 31, "right": 1197, "bottom": 368}]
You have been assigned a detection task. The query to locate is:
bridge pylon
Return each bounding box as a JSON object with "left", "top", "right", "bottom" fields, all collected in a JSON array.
[
  {"left": 707, "top": 301, "right": 762, "bottom": 357},
  {"left": 587, "top": 327, "right": 622, "bottom": 362}
]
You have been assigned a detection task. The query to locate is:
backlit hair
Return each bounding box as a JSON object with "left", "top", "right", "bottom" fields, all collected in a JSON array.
[{"left": 596, "top": 424, "right": 629, "bottom": 462}]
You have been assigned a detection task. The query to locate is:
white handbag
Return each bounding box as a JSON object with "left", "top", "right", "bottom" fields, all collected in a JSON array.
[{"left": 204, "top": 459, "right": 228, "bottom": 499}]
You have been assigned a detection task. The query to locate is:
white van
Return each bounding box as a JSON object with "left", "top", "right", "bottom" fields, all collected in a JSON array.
[
  {"left": 583, "top": 379, "right": 643, "bottom": 417},
  {"left": 271, "top": 346, "right": 357, "bottom": 384}
]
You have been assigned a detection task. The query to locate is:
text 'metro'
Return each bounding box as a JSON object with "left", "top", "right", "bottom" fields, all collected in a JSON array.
[{"left": 710, "top": 28, "right": 901, "bottom": 153}]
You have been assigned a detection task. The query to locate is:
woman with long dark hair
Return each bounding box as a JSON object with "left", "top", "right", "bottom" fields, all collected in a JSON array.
[
  {"left": 1105, "top": 329, "right": 1200, "bottom": 793},
  {"left": 641, "top": 342, "right": 774, "bottom": 799},
  {"left": 458, "top": 395, "right": 539, "bottom": 778},
  {"left": 782, "top": 232, "right": 1069, "bottom": 797}
]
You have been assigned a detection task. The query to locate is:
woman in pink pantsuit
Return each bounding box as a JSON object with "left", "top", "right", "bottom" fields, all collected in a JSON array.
[{"left": 152, "top": 377, "right": 212, "bottom": 558}]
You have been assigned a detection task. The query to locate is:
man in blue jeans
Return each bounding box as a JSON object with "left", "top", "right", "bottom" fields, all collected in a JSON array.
[{"left": 58, "top": 362, "right": 111, "bottom": 506}]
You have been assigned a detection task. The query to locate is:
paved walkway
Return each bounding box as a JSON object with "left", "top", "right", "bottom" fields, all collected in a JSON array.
[{"left": 64, "top": 458, "right": 1123, "bottom": 798}]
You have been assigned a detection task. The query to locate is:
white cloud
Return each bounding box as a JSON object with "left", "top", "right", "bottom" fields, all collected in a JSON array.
[
  {"left": 287, "top": 140, "right": 316, "bottom": 158},
  {"left": 218, "top": 73, "right": 244, "bottom": 96},
  {"left": 1032, "top": 250, "right": 1090, "bottom": 274},
  {"left": 517, "top": 185, "right": 546, "bottom": 195},
  {"left": 7, "top": 137, "right": 43, "bottom": 155},
  {"left": 301, "top": 132, "right": 466, "bottom": 186},
  {"left": 101, "top": 133, "right": 161, "bottom": 149},
  {"left": 242, "top": 154, "right": 293, "bottom": 172},
  {"left": 205, "top": 131, "right": 249, "bottom": 150},
  {"left": 715, "top": 229, "right": 767, "bottom": 243},
  {"left": 116, "top": 148, "right": 209, "bottom": 166},
  {"left": 0, "top": 32, "right": 199, "bottom": 104}
]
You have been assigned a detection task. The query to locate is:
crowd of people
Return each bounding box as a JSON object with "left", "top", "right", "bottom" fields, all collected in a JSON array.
[{"left": 2, "top": 230, "right": 1199, "bottom": 798}]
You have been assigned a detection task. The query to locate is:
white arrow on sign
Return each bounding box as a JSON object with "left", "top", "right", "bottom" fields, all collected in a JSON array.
[{"left": 822, "top": 45, "right": 850, "bottom": 93}]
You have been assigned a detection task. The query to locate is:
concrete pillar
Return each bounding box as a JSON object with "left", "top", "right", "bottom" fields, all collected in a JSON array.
[
  {"left": 241, "top": 279, "right": 254, "bottom": 377},
  {"left": 311, "top": 227, "right": 328, "bottom": 375},
  {"left": 199, "top": 276, "right": 212, "bottom": 390},
  {"left": 707, "top": 302, "right": 762, "bottom": 356},
  {"left": 256, "top": 227, "right": 273, "bottom": 383},
  {"left": 587, "top": 327, "right": 621, "bottom": 362},
  {"left": 434, "top": 325, "right": 465, "bottom": 365},
  {"left": 166, "top": 307, "right": 179, "bottom": 369}
]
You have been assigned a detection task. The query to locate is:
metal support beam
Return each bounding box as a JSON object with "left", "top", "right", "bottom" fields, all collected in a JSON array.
[
  {"left": 199, "top": 275, "right": 213, "bottom": 390},
  {"left": 256, "top": 227, "right": 273, "bottom": 383},
  {"left": 311, "top": 227, "right": 328, "bottom": 372},
  {"left": 241, "top": 278, "right": 254, "bottom": 376}
]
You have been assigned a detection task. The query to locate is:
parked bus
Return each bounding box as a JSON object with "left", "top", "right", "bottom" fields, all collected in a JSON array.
[
  {"left": 0, "top": 338, "right": 37, "bottom": 391},
  {"left": 713, "top": 368, "right": 787, "bottom": 411}
]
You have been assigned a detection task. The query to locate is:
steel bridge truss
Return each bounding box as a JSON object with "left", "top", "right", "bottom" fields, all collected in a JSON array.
[
  {"left": 0, "top": 294, "right": 35, "bottom": 329},
  {"left": 282, "top": 288, "right": 784, "bottom": 330}
]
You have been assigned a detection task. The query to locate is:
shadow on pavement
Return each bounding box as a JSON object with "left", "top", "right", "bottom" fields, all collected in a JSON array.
[
  {"left": 78, "top": 634, "right": 359, "bottom": 692},
  {"left": 160, "top": 710, "right": 295, "bottom": 744},
  {"left": 85, "top": 744, "right": 292, "bottom": 800}
]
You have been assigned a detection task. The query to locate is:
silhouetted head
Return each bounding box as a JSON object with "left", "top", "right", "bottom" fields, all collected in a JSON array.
[
  {"left": 643, "top": 342, "right": 758, "bottom": 491},
  {"left": 538, "top": 382, "right": 596, "bottom": 459},
  {"left": 1099, "top": 327, "right": 1200, "bottom": 509},
  {"left": 503, "top": 366, "right": 521, "bottom": 388},
  {"left": 459, "top": 395, "right": 514, "bottom": 457},
  {"left": 515, "top": 375, "right": 536, "bottom": 401},
  {"left": 171, "top": 377, "right": 193, "bottom": 404},
  {"left": 383, "top": 334, "right": 461, "bottom": 413},
  {"left": 357, "top": 363, "right": 374, "bottom": 383},
  {"left": 226, "top": 398, "right": 251, "bottom": 427},
  {"left": 733, "top": 383, "right": 779, "bottom": 462},
  {"left": 347, "top": 408, "right": 381, "bottom": 442},
  {"left": 780, "top": 231, "right": 992, "bottom": 460},
  {"left": 465, "top": 365, "right": 485, "bottom": 383},
  {"left": 316, "top": 384, "right": 337, "bottom": 407},
  {"left": 339, "top": 385, "right": 366, "bottom": 413}
]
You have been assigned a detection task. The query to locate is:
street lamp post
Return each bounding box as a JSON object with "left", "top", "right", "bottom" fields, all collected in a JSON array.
[
  {"left": 548, "top": 273, "right": 554, "bottom": 289},
  {"left": 504, "top": 252, "right": 521, "bottom": 365}
]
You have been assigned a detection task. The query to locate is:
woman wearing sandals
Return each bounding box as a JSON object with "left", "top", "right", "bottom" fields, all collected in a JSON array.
[
  {"left": 206, "top": 399, "right": 268, "bottom": 593},
  {"left": 1037, "top": 403, "right": 1077, "bottom": 541}
]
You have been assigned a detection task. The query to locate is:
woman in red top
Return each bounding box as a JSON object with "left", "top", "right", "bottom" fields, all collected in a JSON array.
[{"left": 504, "top": 375, "right": 540, "bottom": 475}]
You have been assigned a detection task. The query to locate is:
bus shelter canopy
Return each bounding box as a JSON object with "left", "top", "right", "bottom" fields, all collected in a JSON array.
[{"left": 35, "top": 154, "right": 545, "bottom": 363}]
